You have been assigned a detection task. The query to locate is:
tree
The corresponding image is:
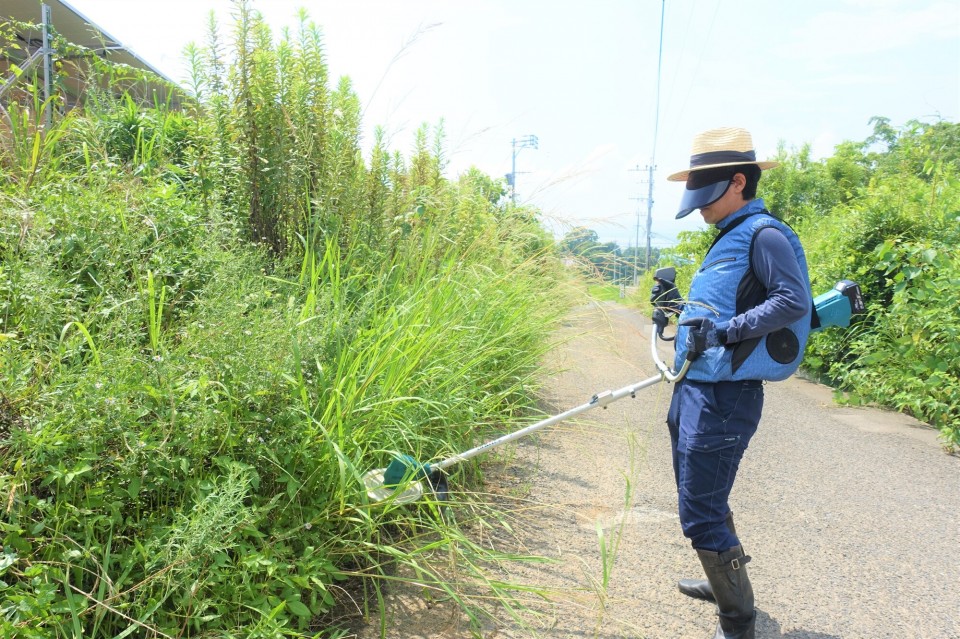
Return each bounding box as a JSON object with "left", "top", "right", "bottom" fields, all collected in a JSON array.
[{"left": 560, "top": 227, "right": 599, "bottom": 255}]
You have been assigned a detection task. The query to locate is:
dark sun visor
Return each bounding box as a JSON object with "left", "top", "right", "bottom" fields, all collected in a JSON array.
[{"left": 675, "top": 178, "right": 732, "bottom": 219}]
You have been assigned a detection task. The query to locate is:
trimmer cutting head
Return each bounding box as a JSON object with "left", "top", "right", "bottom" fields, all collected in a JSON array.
[
  {"left": 363, "top": 454, "right": 450, "bottom": 504},
  {"left": 382, "top": 454, "right": 431, "bottom": 486},
  {"left": 363, "top": 467, "right": 424, "bottom": 504}
]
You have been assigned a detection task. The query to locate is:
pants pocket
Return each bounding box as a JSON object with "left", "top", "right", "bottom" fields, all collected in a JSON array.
[
  {"left": 711, "top": 381, "right": 763, "bottom": 425},
  {"left": 680, "top": 433, "right": 742, "bottom": 500}
]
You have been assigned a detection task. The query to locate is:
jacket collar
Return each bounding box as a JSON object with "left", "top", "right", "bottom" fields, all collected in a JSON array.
[{"left": 717, "top": 198, "right": 766, "bottom": 230}]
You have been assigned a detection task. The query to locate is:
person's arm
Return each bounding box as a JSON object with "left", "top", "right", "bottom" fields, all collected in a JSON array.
[{"left": 723, "top": 227, "right": 808, "bottom": 343}]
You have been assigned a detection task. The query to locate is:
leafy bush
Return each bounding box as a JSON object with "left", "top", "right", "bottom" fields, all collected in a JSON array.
[
  {"left": 0, "top": 3, "right": 567, "bottom": 635},
  {"left": 837, "top": 241, "right": 960, "bottom": 443}
]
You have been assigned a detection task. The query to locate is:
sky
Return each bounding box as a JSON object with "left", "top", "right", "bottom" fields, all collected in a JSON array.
[{"left": 58, "top": 0, "right": 960, "bottom": 248}]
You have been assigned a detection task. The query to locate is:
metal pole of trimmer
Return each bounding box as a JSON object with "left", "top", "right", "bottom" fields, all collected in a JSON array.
[
  {"left": 433, "top": 335, "right": 690, "bottom": 473},
  {"left": 363, "top": 327, "right": 691, "bottom": 504},
  {"left": 365, "top": 272, "right": 865, "bottom": 504}
]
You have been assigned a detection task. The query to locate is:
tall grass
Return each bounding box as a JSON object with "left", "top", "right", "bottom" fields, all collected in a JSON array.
[
  {"left": 0, "top": 90, "right": 70, "bottom": 192},
  {"left": 0, "top": 4, "right": 570, "bottom": 636}
]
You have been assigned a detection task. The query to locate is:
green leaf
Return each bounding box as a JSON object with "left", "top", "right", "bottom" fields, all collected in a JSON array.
[
  {"left": 286, "top": 478, "right": 300, "bottom": 501},
  {"left": 0, "top": 553, "right": 17, "bottom": 573},
  {"left": 286, "top": 598, "right": 311, "bottom": 617},
  {"left": 65, "top": 464, "right": 93, "bottom": 485},
  {"left": 128, "top": 477, "right": 141, "bottom": 499}
]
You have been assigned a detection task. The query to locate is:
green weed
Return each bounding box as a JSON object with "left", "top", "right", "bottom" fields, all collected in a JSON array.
[{"left": 0, "top": 6, "right": 569, "bottom": 634}]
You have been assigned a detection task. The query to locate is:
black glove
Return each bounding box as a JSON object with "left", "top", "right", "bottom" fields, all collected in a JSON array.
[
  {"left": 652, "top": 308, "right": 669, "bottom": 334},
  {"left": 650, "top": 278, "right": 683, "bottom": 315},
  {"left": 679, "top": 317, "right": 729, "bottom": 355}
]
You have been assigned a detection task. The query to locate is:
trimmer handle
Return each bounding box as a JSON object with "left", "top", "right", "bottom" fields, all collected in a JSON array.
[
  {"left": 655, "top": 320, "right": 676, "bottom": 342},
  {"left": 651, "top": 321, "right": 694, "bottom": 382}
]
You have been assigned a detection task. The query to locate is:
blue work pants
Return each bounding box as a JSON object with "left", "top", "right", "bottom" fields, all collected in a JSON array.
[{"left": 666, "top": 378, "right": 763, "bottom": 552}]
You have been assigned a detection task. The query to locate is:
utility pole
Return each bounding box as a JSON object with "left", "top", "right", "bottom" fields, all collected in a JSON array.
[
  {"left": 628, "top": 165, "right": 643, "bottom": 286},
  {"left": 643, "top": 0, "right": 666, "bottom": 272},
  {"left": 631, "top": 0, "right": 666, "bottom": 282},
  {"left": 645, "top": 163, "right": 655, "bottom": 272},
  {"left": 629, "top": 163, "right": 656, "bottom": 281},
  {"left": 507, "top": 135, "right": 538, "bottom": 204}
]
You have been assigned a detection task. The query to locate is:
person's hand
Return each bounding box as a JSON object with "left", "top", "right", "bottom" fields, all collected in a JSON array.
[
  {"left": 652, "top": 308, "right": 669, "bottom": 334},
  {"left": 679, "top": 317, "right": 729, "bottom": 355}
]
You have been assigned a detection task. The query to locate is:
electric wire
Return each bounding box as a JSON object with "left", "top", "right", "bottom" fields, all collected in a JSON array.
[
  {"left": 651, "top": 0, "right": 666, "bottom": 164},
  {"left": 660, "top": 0, "right": 695, "bottom": 131},
  {"left": 668, "top": 0, "right": 723, "bottom": 143},
  {"left": 638, "top": 0, "right": 668, "bottom": 271}
]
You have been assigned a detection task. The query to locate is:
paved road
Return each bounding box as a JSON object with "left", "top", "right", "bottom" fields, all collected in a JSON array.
[{"left": 357, "top": 303, "right": 960, "bottom": 639}]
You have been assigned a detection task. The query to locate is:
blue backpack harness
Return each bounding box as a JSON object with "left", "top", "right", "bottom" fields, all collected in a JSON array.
[{"left": 675, "top": 210, "right": 813, "bottom": 382}]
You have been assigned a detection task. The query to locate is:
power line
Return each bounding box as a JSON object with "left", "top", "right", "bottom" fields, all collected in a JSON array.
[
  {"left": 651, "top": 0, "right": 665, "bottom": 161},
  {"left": 638, "top": 0, "right": 666, "bottom": 278},
  {"left": 668, "top": 0, "right": 723, "bottom": 142}
]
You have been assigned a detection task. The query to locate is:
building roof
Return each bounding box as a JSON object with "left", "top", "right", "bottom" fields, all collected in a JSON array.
[{"left": 2, "top": 0, "right": 183, "bottom": 108}]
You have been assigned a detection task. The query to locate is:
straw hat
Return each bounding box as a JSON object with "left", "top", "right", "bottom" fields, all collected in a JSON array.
[{"left": 667, "top": 127, "right": 779, "bottom": 182}]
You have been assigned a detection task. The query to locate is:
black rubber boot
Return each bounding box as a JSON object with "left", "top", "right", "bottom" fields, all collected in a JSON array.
[
  {"left": 697, "top": 545, "right": 755, "bottom": 639},
  {"left": 678, "top": 512, "right": 737, "bottom": 602},
  {"left": 678, "top": 575, "right": 715, "bottom": 602}
]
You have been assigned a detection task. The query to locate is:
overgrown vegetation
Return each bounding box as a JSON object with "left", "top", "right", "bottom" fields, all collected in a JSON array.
[
  {"left": 0, "top": 4, "right": 567, "bottom": 636},
  {"left": 660, "top": 117, "right": 960, "bottom": 450},
  {"left": 3, "top": 2, "right": 956, "bottom": 634},
  {"left": 558, "top": 226, "right": 663, "bottom": 285}
]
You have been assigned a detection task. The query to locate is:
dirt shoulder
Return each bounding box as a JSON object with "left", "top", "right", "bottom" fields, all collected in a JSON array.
[{"left": 354, "top": 302, "right": 959, "bottom": 639}]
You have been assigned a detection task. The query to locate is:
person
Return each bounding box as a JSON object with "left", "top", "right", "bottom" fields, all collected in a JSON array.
[{"left": 654, "top": 127, "right": 812, "bottom": 639}]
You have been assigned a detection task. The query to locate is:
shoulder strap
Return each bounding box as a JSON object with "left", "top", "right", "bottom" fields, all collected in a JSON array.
[
  {"left": 744, "top": 214, "right": 819, "bottom": 329},
  {"left": 706, "top": 210, "right": 765, "bottom": 254}
]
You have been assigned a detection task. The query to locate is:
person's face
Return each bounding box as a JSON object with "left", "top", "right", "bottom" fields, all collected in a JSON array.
[{"left": 699, "top": 172, "right": 747, "bottom": 225}]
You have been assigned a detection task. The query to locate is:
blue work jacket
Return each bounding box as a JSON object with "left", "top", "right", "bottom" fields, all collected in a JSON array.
[{"left": 675, "top": 200, "right": 812, "bottom": 382}]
